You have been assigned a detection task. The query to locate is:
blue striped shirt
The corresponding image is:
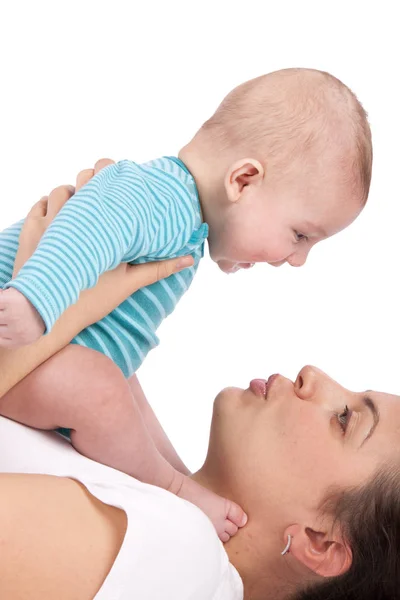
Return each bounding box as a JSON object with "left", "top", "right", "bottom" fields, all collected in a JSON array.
[{"left": 1, "top": 157, "right": 208, "bottom": 377}]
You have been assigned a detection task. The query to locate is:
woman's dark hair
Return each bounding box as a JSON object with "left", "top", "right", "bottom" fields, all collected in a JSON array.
[{"left": 292, "top": 467, "right": 400, "bottom": 600}]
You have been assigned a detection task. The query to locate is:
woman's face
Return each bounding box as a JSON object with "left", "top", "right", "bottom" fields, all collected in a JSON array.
[{"left": 205, "top": 366, "right": 400, "bottom": 523}]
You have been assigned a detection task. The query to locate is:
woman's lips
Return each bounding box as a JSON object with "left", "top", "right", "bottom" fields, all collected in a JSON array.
[{"left": 250, "top": 374, "right": 279, "bottom": 399}]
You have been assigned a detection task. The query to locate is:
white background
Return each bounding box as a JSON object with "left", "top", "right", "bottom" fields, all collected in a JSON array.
[{"left": 1, "top": 0, "right": 399, "bottom": 470}]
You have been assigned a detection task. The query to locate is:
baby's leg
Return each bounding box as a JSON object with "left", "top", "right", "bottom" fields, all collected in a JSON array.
[
  {"left": 0, "top": 346, "right": 177, "bottom": 488},
  {"left": 0, "top": 345, "right": 246, "bottom": 541},
  {"left": 127, "top": 374, "right": 190, "bottom": 476}
]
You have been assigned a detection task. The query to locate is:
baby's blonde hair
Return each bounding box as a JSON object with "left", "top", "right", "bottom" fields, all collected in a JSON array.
[{"left": 200, "top": 68, "right": 372, "bottom": 204}]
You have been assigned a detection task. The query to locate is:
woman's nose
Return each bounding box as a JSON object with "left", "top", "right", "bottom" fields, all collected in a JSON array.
[
  {"left": 295, "top": 366, "right": 353, "bottom": 410},
  {"left": 294, "top": 365, "right": 324, "bottom": 400}
]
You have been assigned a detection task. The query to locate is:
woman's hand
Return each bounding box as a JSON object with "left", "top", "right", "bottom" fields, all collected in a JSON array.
[{"left": 0, "top": 160, "right": 194, "bottom": 397}]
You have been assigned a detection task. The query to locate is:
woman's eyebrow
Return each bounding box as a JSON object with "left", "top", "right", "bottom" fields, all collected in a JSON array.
[{"left": 360, "top": 394, "right": 380, "bottom": 447}]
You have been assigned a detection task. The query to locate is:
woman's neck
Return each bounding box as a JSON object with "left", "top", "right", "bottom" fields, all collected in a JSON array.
[{"left": 191, "top": 469, "right": 292, "bottom": 600}]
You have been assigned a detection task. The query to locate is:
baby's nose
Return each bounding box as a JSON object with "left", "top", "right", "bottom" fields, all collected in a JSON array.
[{"left": 287, "top": 251, "right": 309, "bottom": 267}]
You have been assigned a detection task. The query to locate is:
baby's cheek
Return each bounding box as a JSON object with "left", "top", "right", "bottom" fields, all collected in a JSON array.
[{"left": 260, "top": 237, "right": 292, "bottom": 262}]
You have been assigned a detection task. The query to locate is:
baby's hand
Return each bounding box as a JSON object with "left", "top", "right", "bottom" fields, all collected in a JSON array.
[{"left": 0, "top": 288, "right": 45, "bottom": 348}]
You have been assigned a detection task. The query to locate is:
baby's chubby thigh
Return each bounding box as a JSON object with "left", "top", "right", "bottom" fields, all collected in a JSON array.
[{"left": 0, "top": 344, "right": 131, "bottom": 433}]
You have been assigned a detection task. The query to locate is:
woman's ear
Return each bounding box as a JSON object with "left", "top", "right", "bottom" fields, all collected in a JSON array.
[
  {"left": 224, "top": 158, "right": 265, "bottom": 203},
  {"left": 283, "top": 523, "right": 352, "bottom": 578}
]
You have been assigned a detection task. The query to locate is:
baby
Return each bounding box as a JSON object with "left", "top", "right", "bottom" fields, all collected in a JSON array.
[{"left": 0, "top": 68, "right": 372, "bottom": 541}]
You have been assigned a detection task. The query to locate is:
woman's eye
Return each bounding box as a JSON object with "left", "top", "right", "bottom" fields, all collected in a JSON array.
[
  {"left": 294, "top": 231, "right": 307, "bottom": 242},
  {"left": 337, "top": 405, "right": 351, "bottom": 433}
]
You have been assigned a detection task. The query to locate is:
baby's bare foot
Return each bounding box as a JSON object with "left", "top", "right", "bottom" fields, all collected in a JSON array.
[{"left": 170, "top": 474, "right": 247, "bottom": 542}]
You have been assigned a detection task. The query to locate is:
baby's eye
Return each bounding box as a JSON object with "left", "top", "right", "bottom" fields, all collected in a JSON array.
[
  {"left": 294, "top": 231, "right": 308, "bottom": 242},
  {"left": 337, "top": 405, "right": 352, "bottom": 433}
]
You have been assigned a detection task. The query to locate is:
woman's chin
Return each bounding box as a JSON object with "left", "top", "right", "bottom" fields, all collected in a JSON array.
[{"left": 213, "top": 386, "right": 245, "bottom": 410}]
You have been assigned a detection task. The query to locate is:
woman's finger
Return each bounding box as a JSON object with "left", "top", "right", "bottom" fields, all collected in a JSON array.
[
  {"left": 75, "top": 168, "right": 94, "bottom": 192},
  {"left": 124, "top": 256, "right": 194, "bottom": 292},
  {"left": 69, "top": 255, "right": 195, "bottom": 328},
  {"left": 46, "top": 185, "right": 75, "bottom": 220},
  {"left": 25, "top": 197, "right": 48, "bottom": 220},
  {"left": 94, "top": 158, "right": 115, "bottom": 175},
  {"left": 12, "top": 196, "right": 52, "bottom": 278},
  {"left": 75, "top": 160, "right": 115, "bottom": 193}
]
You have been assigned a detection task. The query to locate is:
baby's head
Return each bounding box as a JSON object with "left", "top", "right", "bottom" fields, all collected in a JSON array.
[{"left": 180, "top": 68, "right": 372, "bottom": 273}]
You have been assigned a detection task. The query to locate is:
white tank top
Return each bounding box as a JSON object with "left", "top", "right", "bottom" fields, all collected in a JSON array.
[{"left": 0, "top": 417, "right": 243, "bottom": 600}]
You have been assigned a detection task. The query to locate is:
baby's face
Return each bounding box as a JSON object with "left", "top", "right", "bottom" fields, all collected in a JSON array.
[{"left": 209, "top": 172, "right": 363, "bottom": 274}]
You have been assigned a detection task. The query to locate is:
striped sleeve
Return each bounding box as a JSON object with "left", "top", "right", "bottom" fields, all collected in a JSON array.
[{"left": 5, "top": 161, "right": 158, "bottom": 333}]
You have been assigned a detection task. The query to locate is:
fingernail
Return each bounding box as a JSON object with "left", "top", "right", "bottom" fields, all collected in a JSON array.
[
  {"left": 175, "top": 256, "right": 193, "bottom": 271},
  {"left": 240, "top": 513, "right": 248, "bottom": 527}
]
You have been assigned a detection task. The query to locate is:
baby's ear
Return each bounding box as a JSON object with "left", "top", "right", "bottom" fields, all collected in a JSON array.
[{"left": 224, "top": 158, "right": 264, "bottom": 203}]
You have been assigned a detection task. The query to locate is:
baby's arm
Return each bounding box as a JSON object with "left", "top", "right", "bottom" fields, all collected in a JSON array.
[
  {"left": 0, "top": 175, "right": 194, "bottom": 398},
  {"left": 0, "top": 161, "right": 156, "bottom": 348}
]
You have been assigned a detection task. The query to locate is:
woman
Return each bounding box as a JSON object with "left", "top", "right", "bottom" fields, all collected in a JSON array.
[
  {"left": 0, "top": 171, "right": 399, "bottom": 599},
  {"left": 1, "top": 366, "right": 399, "bottom": 599}
]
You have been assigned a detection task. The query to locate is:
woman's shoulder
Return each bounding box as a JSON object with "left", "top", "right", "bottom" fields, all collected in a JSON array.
[
  {"left": 0, "top": 418, "right": 243, "bottom": 599},
  {"left": 88, "top": 476, "right": 243, "bottom": 600}
]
